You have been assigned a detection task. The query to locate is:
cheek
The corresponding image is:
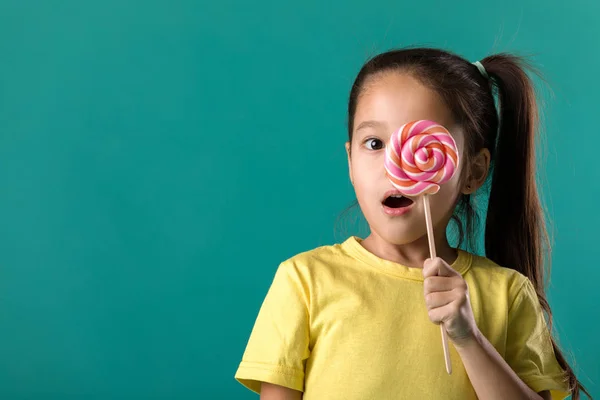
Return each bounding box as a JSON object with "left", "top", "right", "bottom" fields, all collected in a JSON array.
[
  {"left": 352, "top": 171, "right": 375, "bottom": 201},
  {"left": 350, "top": 159, "right": 380, "bottom": 200},
  {"left": 430, "top": 177, "right": 462, "bottom": 214},
  {"left": 440, "top": 163, "right": 463, "bottom": 193}
]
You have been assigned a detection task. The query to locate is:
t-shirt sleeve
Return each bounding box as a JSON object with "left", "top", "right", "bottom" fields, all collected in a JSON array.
[
  {"left": 505, "top": 277, "right": 570, "bottom": 399},
  {"left": 235, "top": 261, "right": 310, "bottom": 394}
]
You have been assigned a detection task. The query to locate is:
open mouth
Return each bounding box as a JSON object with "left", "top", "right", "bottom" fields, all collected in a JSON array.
[{"left": 382, "top": 194, "right": 414, "bottom": 209}]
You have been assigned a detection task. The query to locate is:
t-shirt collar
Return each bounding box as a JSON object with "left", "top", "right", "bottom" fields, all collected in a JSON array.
[{"left": 341, "top": 236, "right": 473, "bottom": 281}]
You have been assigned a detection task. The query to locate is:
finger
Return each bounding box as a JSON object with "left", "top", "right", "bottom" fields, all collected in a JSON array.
[
  {"left": 423, "top": 258, "right": 441, "bottom": 279},
  {"left": 423, "top": 257, "right": 459, "bottom": 278},
  {"left": 423, "top": 276, "right": 455, "bottom": 293},
  {"left": 424, "top": 291, "right": 454, "bottom": 309},
  {"left": 425, "top": 276, "right": 469, "bottom": 298},
  {"left": 427, "top": 302, "right": 460, "bottom": 325}
]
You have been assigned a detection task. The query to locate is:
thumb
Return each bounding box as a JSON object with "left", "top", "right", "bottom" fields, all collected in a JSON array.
[
  {"left": 423, "top": 257, "right": 458, "bottom": 278},
  {"left": 437, "top": 257, "right": 459, "bottom": 277}
]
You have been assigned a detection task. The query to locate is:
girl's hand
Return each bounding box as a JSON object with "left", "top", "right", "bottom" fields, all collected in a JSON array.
[{"left": 423, "top": 257, "right": 478, "bottom": 347}]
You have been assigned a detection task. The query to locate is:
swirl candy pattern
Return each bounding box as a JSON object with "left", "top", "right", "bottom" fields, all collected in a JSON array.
[{"left": 384, "top": 120, "right": 459, "bottom": 196}]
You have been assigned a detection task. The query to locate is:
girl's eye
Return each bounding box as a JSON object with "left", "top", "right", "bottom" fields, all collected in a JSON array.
[{"left": 364, "top": 138, "right": 384, "bottom": 150}]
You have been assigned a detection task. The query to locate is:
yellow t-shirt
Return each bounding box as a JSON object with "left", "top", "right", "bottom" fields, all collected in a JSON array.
[{"left": 235, "top": 236, "right": 569, "bottom": 399}]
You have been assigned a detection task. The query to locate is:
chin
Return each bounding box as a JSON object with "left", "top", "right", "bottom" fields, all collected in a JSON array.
[{"left": 372, "top": 223, "right": 427, "bottom": 246}]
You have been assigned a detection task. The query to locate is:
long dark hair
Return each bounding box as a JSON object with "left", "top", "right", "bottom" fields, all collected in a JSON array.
[{"left": 346, "top": 47, "right": 590, "bottom": 399}]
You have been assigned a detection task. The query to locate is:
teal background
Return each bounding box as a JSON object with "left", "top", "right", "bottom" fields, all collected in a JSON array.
[{"left": 0, "top": 0, "right": 598, "bottom": 398}]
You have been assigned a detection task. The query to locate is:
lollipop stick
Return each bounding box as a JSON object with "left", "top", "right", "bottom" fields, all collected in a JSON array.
[{"left": 423, "top": 195, "right": 452, "bottom": 375}]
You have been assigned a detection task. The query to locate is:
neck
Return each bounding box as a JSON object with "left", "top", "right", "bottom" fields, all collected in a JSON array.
[{"left": 360, "top": 229, "right": 457, "bottom": 268}]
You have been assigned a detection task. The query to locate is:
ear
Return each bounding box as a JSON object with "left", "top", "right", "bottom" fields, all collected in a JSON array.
[
  {"left": 462, "top": 148, "right": 490, "bottom": 195},
  {"left": 345, "top": 141, "right": 354, "bottom": 186}
]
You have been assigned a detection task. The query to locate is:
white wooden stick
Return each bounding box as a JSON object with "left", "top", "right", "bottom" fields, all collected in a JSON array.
[{"left": 423, "top": 195, "right": 452, "bottom": 374}]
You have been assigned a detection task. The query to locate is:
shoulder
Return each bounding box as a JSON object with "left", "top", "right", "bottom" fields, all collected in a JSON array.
[
  {"left": 272, "top": 237, "right": 363, "bottom": 288},
  {"left": 286, "top": 241, "right": 347, "bottom": 262},
  {"left": 278, "top": 240, "right": 351, "bottom": 276},
  {"left": 469, "top": 252, "right": 528, "bottom": 281},
  {"left": 265, "top": 241, "right": 353, "bottom": 302},
  {"left": 465, "top": 252, "right": 532, "bottom": 303}
]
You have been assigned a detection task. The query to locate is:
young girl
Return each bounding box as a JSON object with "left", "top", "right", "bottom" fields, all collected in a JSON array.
[{"left": 234, "top": 48, "right": 590, "bottom": 399}]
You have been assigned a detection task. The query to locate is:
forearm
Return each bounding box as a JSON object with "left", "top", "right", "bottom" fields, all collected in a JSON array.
[
  {"left": 455, "top": 329, "right": 542, "bottom": 400},
  {"left": 260, "top": 383, "right": 303, "bottom": 400}
]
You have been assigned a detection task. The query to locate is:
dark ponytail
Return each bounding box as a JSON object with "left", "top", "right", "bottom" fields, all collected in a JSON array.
[
  {"left": 482, "top": 55, "right": 545, "bottom": 294},
  {"left": 346, "top": 48, "right": 590, "bottom": 399},
  {"left": 481, "top": 55, "right": 590, "bottom": 399}
]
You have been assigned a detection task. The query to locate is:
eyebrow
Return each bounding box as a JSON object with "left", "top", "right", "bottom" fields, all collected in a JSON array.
[{"left": 355, "top": 120, "right": 385, "bottom": 132}]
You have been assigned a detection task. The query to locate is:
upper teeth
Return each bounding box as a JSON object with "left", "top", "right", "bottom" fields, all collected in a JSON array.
[{"left": 389, "top": 194, "right": 403, "bottom": 198}]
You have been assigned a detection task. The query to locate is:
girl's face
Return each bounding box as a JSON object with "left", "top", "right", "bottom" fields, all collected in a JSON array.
[{"left": 346, "top": 71, "right": 469, "bottom": 246}]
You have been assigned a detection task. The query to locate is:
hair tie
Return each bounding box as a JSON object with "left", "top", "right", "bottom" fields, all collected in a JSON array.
[{"left": 472, "top": 61, "right": 489, "bottom": 79}]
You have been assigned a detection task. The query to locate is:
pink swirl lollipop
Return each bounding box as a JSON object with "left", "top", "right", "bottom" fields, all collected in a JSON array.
[
  {"left": 384, "top": 119, "right": 460, "bottom": 375},
  {"left": 384, "top": 120, "right": 459, "bottom": 196}
]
